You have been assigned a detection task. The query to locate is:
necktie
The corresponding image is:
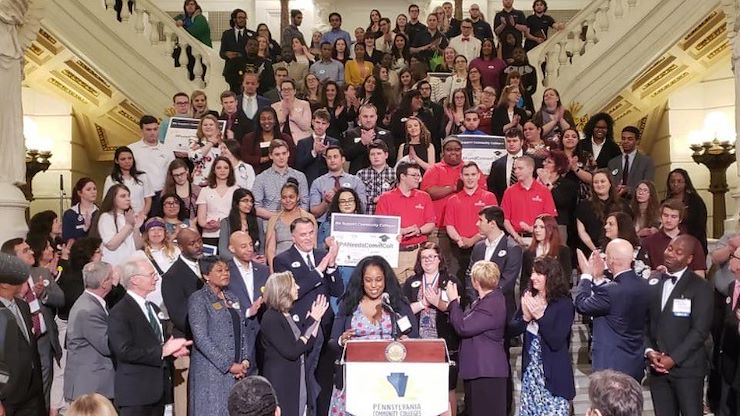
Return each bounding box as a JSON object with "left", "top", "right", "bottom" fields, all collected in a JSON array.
[
  {"left": 237, "top": 29, "right": 243, "bottom": 44},
  {"left": 246, "top": 96, "right": 256, "bottom": 119},
  {"left": 733, "top": 283, "right": 740, "bottom": 310},
  {"left": 146, "top": 302, "right": 163, "bottom": 342},
  {"left": 509, "top": 156, "right": 518, "bottom": 187},
  {"left": 333, "top": 175, "right": 341, "bottom": 190},
  {"left": 305, "top": 254, "right": 315, "bottom": 271},
  {"left": 22, "top": 284, "right": 41, "bottom": 336},
  {"left": 622, "top": 154, "right": 629, "bottom": 185},
  {"left": 8, "top": 302, "right": 30, "bottom": 342},
  {"left": 462, "top": 37, "right": 470, "bottom": 42}
]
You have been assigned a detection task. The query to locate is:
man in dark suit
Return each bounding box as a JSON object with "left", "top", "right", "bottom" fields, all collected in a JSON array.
[
  {"left": 109, "top": 258, "right": 192, "bottom": 416},
  {"left": 342, "top": 104, "right": 396, "bottom": 174},
  {"left": 1, "top": 238, "right": 63, "bottom": 412},
  {"left": 295, "top": 109, "right": 341, "bottom": 186},
  {"left": 645, "top": 235, "right": 713, "bottom": 416},
  {"left": 219, "top": 9, "right": 256, "bottom": 87},
  {"left": 607, "top": 125, "right": 655, "bottom": 195},
  {"left": 466, "top": 205, "right": 521, "bottom": 415},
  {"left": 574, "top": 238, "right": 651, "bottom": 381},
  {"left": 235, "top": 72, "right": 271, "bottom": 139},
  {"left": 487, "top": 129, "right": 525, "bottom": 206},
  {"left": 0, "top": 252, "right": 45, "bottom": 416},
  {"left": 64, "top": 261, "right": 115, "bottom": 402},
  {"left": 161, "top": 228, "right": 203, "bottom": 416},
  {"left": 718, "top": 245, "right": 740, "bottom": 414},
  {"left": 226, "top": 231, "right": 269, "bottom": 368},
  {"left": 273, "top": 218, "right": 342, "bottom": 416}
]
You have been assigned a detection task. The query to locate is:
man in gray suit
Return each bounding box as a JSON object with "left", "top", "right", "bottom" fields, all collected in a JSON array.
[
  {"left": 64, "top": 261, "right": 114, "bottom": 402},
  {"left": 607, "top": 125, "right": 655, "bottom": 195}
]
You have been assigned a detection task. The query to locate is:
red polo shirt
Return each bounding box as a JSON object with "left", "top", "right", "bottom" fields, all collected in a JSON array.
[
  {"left": 421, "top": 161, "right": 488, "bottom": 228},
  {"left": 444, "top": 187, "right": 498, "bottom": 238},
  {"left": 500, "top": 180, "right": 556, "bottom": 233},
  {"left": 376, "top": 187, "right": 436, "bottom": 246}
]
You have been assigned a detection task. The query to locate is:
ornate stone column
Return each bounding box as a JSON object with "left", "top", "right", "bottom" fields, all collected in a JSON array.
[
  {"left": 455, "top": 0, "right": 463, "bottom": 20},
  {"left": 0, "top": 0, "right": 44, "bottom": 243},
  {"left": 280, "top": 0, "right": 289, "bottom": 35},
  {"left": 722, "top": 0, "right": 740, "bottom": 230}
]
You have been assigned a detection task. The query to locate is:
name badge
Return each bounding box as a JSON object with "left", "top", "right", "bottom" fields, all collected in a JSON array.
[
  {"left": 259, "top": 141, "right": 271, "bottom": 149},
  {"left": 672, "top": 298, "right": 691, "bottom": 317},
  {"left": 397, "top": 315, "right": 412, "bottom": 333},
  {"left": 212, "top": 302, "right": 223, "bottom": 310},
  {"left": 441, "top": 291, "right": 449, "bottom": 302},
  {"left": 354, "top": 137, "right": 362, "bottom": 143}
]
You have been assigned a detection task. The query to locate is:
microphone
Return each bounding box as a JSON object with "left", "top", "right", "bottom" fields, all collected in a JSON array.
[{"left": 380, "top": 292, "right": 395, "bottom": 313}]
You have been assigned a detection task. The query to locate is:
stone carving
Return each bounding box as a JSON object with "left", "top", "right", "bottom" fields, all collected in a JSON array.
[{"left": 0, "top": 0, "right": 44, "bottom": 184}]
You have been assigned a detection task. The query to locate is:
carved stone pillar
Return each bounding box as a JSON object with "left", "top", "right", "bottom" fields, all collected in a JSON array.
[
  {"left": 0, "top": 0, "right": 43, "bottom": 243},
  {"left": 455, "top": 0, "right": 463, "bottom": 20}
]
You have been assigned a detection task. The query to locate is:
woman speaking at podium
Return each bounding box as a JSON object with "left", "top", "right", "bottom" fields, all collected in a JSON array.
[{"left": 328, "top": 256, "right": 419, "bottom": 414}]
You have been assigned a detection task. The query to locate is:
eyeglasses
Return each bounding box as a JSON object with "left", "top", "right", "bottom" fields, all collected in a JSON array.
[
  {"left": 731, "top": 254, "right": 740, "bottom": 261},
  {"left": 339, "top": 198, "right": 355, "bottom": 204}
]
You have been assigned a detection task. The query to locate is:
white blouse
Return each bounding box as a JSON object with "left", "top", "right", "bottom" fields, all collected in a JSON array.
[
  {"left": 98, "top": 212, "right": 136, "bottom": 266},
  {"left": 196, "top": 186, "right": 238, "bottom": 238}
]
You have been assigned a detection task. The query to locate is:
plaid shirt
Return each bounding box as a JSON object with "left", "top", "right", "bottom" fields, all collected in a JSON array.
[{"left": 357, "top": 165, "right": 396, "bottom": 214}]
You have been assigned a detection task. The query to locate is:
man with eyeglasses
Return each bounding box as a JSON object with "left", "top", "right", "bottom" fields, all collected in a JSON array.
[
  {"left": 308, "top": 145, "right": 367, "bottom": 226},
  {"left": 159, "top": 92, "right": 193, "bottom": 144},
  {"left": 468, "top": 3, "right": 493, "bottom": 41},
  {"left": 406, "top": 4, "right": 427, "bottom": 45},
  {"left": 376, "top": 161, "right": 436, "bottom": 283},
  {"left": 110, "top": 257, "right": 193, "bottom": 416},
  {"left": 448, "top": 18, "right": 482, "bottom": 63},
  {"left": 494, "top": 0, "right": 527, "bottom": 48}
]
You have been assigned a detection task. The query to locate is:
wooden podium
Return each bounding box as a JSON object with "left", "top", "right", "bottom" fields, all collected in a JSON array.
[{"left": 342, "top": 339, "right": 449, "bottom": 416}]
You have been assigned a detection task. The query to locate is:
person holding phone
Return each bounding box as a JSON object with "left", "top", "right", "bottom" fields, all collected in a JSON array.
[{"left": 94, "top": 184, "right": 143, "bottom": 266}]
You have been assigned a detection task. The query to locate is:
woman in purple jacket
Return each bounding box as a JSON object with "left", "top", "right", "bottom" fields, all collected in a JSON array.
[
  {"left": 510, "top": 256, "right": 575, "bottom": 415},
  {"left": 446, "top": 260, "right": 507, "bottom": 416}
]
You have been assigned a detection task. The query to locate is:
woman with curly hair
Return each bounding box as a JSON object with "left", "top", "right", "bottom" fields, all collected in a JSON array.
[
  {"left": 577, "top": 112, "right": 621, "bottom": 169},
  {"left": 329, "top": 256, "right": 418, "bottom": 414},
  {"left": 511, "top": 256, "right": 575, "bottom": 416},
  {"left": 576, "top": 169, "right": 631, "bottom": 256}
]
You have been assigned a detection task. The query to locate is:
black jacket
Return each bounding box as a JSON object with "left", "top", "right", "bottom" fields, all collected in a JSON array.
[
  {"left": 162, "top": 257, "right": 204, "bottom": 339},
  {"left": 0, "top": 299, "right": 44, "bottom": 411}
]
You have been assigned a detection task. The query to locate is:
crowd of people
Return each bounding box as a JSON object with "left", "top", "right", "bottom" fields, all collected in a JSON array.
[{"left": 0, "top": 0, "right": 735, "bottom": 416}]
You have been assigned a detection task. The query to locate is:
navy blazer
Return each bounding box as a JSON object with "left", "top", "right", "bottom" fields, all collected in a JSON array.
[
  {"left": 294, "top": 135, "right": 341, "bottom": 186},
  {"left": 448, "top": 290, "right": 508, "bottom": 380},
  {"left": 273, "top": 246, "right": 344, "bottom": 332},
  {"left": 260, "top": 308, "right": 319, "bottom": 416},
  {"left": 329, "top": 299, "right": 419, "bottom": 389},
  {"left": 574, "top": 270, "right": 650, "bottom": 381},
  {"left": 466, "top": 236, "right": 522, "bottom": 318},
  {"left": 226, "top": 259, "right": 270, "bottom": 348},
  {"left": 510, "top": 296, "right": 576, "bottom": 400}
]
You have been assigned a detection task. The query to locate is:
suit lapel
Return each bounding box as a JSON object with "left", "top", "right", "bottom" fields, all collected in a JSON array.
[
  {"left": 660, "top": 272, "right": 692, "bottom": 318},
  {"left": 126, "top": 294, "right": 159, "bottom": 341},
  {"left": 489, "top": 236, "right": 508, "bottom": 264},
  {"left": 230, "top": 260, "right": 252, "bottom": 307}
]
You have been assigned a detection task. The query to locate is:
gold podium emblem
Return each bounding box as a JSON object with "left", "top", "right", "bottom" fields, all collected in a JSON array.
[{"left": 384, "top": 341, "right": 407, "bottom": 362}]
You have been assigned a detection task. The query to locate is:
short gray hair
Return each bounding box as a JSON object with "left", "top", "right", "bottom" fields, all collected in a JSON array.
[
  {"left": 588, "top": 370, "right": 643, "bottom": 416},
  {"left": 118, "top": 255, "right": 150, "bottom": 290},
  {"left": 82, "top": 261, "right": 113, "bottom": 289}
]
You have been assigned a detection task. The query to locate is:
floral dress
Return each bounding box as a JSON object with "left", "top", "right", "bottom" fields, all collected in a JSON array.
[
  {"left": 519, "top": 326, "right": 569, "bottom": 416},
  {"left": 329, "top": 307, "right": 393, "bottom": 415}
]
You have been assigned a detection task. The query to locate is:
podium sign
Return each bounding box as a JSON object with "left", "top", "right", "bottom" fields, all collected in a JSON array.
[{"left": 344, "top": 339, "right": 449, "bottom": 416}]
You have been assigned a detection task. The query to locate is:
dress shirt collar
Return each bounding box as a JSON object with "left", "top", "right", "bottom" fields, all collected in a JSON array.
[
  {"left": 485, "top": 232, "right": 505, "bottom": 249},
  {"left": 127, "top": 290, "right": 150, "bottom": 312},
  {"left": 180, "top": 255, "right": 201, "bottom": 277},
  {"left": 85, "top": 290, "right": 108, "bottom": 310}
]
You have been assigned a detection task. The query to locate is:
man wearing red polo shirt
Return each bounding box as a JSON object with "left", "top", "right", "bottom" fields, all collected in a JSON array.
[
  {"left": 421, "top": 137, "right": 487, "bottom": 274},
  {"left": 501, "top": 155, "right": 556, "bottom": 245},
  {"left": 445, "top": 161, "right": 498, "bottom": 283},
  {"left": 376, "top": 161, "right": 436, "bottom": 282}
]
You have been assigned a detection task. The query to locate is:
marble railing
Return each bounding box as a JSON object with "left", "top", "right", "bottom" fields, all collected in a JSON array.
[
  {"left": 527, "top": 0, "right": 720, "bottom": 114},
  {"left": 44, "top": 0, "right": 227, "bottom": 115}
]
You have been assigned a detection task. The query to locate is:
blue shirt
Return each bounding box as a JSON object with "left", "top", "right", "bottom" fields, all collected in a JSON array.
[
  {"left": 321, "top": 29, "right": 352, "bottom": 48},
  {"left": 461, "top": 129, "right": 487, "bottom": 135},
  {"left": 309, "top": 172, "right": 367, "bottom": 222},
  {"left": 310, "top": 59, "right": 345, "bottom": 85}
]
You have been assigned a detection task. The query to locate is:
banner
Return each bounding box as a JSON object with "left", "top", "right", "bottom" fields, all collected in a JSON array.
[
  {"left": 331, "top": 214, "right": 400, "bottom": 267},
  {"left": 345, "top": 362, "right": 449, "bottom": 416},
  {"left": 457, "top": 134, "right": 506, "bottom": 174},
  {"left": 164, "top": 117, "right": 227, "bottom": 153}
]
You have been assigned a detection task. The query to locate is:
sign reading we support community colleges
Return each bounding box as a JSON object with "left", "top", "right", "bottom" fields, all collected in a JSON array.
[
  {"left": 456, "top": 134, "right": 506, "bottom": 174},
  {"left": 331, "top": 214, "right": 400, "bottom": 267},
  {"left": 164, "top": 117, "right": 227, "bottom": 152}
]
